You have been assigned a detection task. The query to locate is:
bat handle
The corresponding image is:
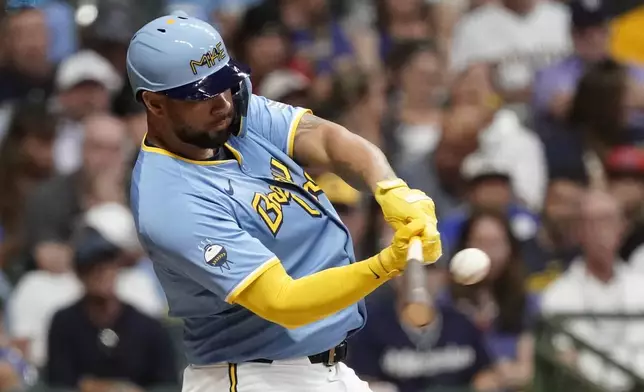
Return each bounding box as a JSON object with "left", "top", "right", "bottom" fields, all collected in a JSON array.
[
  {"left": 401, "top": 236, "right": 433, "bottom": 327},
  {"left": 407, "top": 236, "right": 423, "bottom": 264}
]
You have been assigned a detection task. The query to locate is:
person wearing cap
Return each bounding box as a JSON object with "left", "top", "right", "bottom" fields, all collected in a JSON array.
[
  {"left": 45, "top": 225, "right": 178, "bottom": 391},
  {"left": 51, "top": 50, "right": 123, "bottom": 175},
  {"left": 127, "top": 10, "right": 442, "bottom": 392},
  {"left": 8, "top": 200, "right": 162, "bottom": 370},
  {"left": 258, "top": 69, "right": 311, "bottom": 109},
  {"left": 438, "top": 153, "right": 539, "bottom": 259},
  {"left": 21, "top": 114, "right": 130, "bottom": 297},
  {"left": 83, "top": 202, "right": 167, "bottom": 318}
]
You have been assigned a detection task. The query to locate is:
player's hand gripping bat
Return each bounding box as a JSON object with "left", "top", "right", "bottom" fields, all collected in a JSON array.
[{"left": 400, "top": 237, "right": 433, "bottom": 327}]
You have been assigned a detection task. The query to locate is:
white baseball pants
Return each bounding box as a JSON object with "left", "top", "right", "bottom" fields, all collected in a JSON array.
[{"left": 182, "top": 358, "right": 373, "bottom": 392}]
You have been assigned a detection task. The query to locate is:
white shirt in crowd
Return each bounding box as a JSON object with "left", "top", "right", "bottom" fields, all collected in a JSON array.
[
  {"left": 451, "top": 1, "right": 571, "bottom": 91},
  {"left": 626, "top": 246, "right": 644, "bottom": 273},
  {"left": 395, "top": 122, "right": 442, "bottom": 169},
  {"left": 541, "top": 259, "right": 644, "bottom": 390},
  {"left": 6, "top": 267, "right": 166, "bottom": 368},
  {"left": 52, "top": 119, "right": 84, "bottom": 175},
  {"left": 477, "top": 109, "right": 547, "bottom": 211}
]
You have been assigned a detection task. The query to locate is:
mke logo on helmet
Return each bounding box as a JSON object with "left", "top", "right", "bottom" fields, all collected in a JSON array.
[{"left": 189, "top": 42, "right": 227, "bottom": 75}]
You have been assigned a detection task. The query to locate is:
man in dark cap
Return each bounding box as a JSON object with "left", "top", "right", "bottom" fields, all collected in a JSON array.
[{"left": 45, "top": 226, "right": 178, "bottom": 391}]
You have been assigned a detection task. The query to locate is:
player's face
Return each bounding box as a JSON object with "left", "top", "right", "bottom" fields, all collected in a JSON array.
[{"left": 165, "top": 90, "right": 235, "bottom": 149}]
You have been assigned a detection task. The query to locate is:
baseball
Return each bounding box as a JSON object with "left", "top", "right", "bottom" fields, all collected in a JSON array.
[{"left": 449, "top": 248, "right": 491, "bottom": 285}]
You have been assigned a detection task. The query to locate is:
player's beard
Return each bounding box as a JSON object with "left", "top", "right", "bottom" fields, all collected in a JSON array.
[{"left": 175, "top": 124, "right": 231, "bottom": 149}]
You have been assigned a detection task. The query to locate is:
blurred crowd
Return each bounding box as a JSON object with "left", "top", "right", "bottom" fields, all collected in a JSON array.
[{"left": 0, "top": 0, "right": 644, "bottom": 391}]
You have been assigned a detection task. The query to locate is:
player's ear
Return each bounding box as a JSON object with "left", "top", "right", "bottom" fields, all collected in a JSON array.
[{"left": 141, "top": 91, "right": 166, "bottom": 117}]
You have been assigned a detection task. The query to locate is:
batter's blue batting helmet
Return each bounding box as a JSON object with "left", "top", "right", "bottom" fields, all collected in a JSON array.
[{"left": 126, "top": 10, "right": 251, "bottom": 135}]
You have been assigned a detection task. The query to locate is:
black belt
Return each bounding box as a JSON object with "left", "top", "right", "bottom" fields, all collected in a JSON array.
[{"left": 248, "top": 341, "right": 348, "bottom": 367}]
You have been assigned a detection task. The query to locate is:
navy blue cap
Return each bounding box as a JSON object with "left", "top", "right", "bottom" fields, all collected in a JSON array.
[
  {"left": 73, "top": 227, "right": 122, "bottom": 271},
  {"left": 569, "top": 0, "right": 609, "bottom": 28}
]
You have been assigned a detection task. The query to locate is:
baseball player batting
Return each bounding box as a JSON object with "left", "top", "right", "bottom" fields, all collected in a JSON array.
[{"left": 128, "top": 11, "right": 442, "bottom": 392}]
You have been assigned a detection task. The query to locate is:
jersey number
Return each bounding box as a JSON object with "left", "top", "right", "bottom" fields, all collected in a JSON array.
[{"left": 252, "top": 159, "right": 323, "bottom": 236}]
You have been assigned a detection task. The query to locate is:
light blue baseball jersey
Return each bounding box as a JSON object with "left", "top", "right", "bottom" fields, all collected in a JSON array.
[{"left": 131, "top": 94, "right": 366, "bottom": 365}]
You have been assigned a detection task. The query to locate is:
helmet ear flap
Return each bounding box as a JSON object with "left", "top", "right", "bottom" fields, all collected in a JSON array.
[{"left": 230, "top": 77, "right": 252, "bottom": 137}]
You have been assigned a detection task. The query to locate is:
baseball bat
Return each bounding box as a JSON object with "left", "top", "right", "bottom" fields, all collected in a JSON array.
[{"left": 400, "top": 237, "right": 433, "bottom": 327}]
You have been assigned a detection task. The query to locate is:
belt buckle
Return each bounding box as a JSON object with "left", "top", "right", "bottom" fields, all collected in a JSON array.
[{"left": 324, "top": 347, "right": 336, "bottom": 367}]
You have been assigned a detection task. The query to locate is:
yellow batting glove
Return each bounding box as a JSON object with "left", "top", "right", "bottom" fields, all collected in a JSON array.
[
  {"left": 377, "top": 219, "right": 427, "bottom": 273},
  {"left": 375, "top": 178, "right": 442, "bottom": 264}
]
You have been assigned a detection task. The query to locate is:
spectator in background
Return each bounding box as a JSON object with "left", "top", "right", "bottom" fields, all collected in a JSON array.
[
  {"left": 602, "top": 147, "right": 644, "bottom": 270},
  {"left": 383, "top": 41, "right": 446, "bottom": 171},
  {"left": 316, "top": 173, "right": 368, "bottom": 258},
  {"left": 23, "top": 114, "right": 129, "bottom": 277},
  {"left": 8, "top": 201, "right": 166, "bottom": 369},
  {"left": 541, "top": 190, "right": 644, "bottom": 390},
  {"left": 259, "top": 68, "right": 311, "bottom": 108},
  {"left": 45, "top": 226, "right": 178, "bottom": 391},
  {"left": 0, "top": 102, "right": 56, "bottom": 274},
  {"left": 165, "top": 0, "right": 263, "bottom": 43},
  {"left": 0, "top": 8, "right": 54, "bottom": 105},
  {"left": 566, "top": 59, "right": 638, "bottom": 186},
  {"left": 441, "top": 210, "right": 537, "bottom": 391},
  {"left": 374, "top": 0, "right": 432, "bottom": 61},
  {"left": 41, "top": 0, "right": 78, "bottom": 64},
  {"left": 288, "top": 0, "right": 357, "bottom": 100},
  {"left": 533, "top": 0, "right": 619, "bottom": 125},
  {"left": 234, "top": 2, "right": 292, "bottom": 93},
  {"left": 333, "top": 0, "right": 381, "bottom": 74},
  {"left": 0, "top": 300, "right": 37, "bottom": 391},
  {"left": 454, "top": 63, "right": 546, "bottom": 211},
  {"left": 115, "top": 99, "right": 147, "bottom": 157},
  {"left": 84, "top": 0, "right": 140, "bottom": 78},
  {"left": 8, "top": 227, "right": 82, "bottom": 369},
  {"left": 84, "top": 203, "right": 167, "bottom": 318},
  {"left": 320, "top": 69, "right": 386, "bottom": 147},
  {"left": 424, "top": 0, "right": 479, "bottom": 64},
  {"left": 534, "top": 1, "right": 644, "bottom": 178},
  {"left": 451, "top": 0, "right": 570, "bottom": 118},
  {"left": 348, "top": 280, "right": 498, "bottom": 392},
  {"left": 398, "top": 104, "right": 482, "bottom": 218},
  {"left": 438, "top": 154, "right": 539, "bottom": 256},
  {"left": 51, "top": 50, "right": 123, "bottom": 175},
  {"left": 524, "top": 170, "right": 586, "bottom": 293},
  {"left": 85, "top": 0, "right": 145, "bottom": 139},
  {"left": 458, "top": 157, "right": 513, "bottom": 215},
  {"left": 212, "top": 0, "right": 264, "bottom": 43}
]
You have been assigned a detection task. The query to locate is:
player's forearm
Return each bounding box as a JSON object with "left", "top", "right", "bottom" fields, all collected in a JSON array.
[
  {"left": 233, "top": 254, "right": 396, "bottom": 329},
  {"left": 327, "top": 130, "right": 398, "bottom": 193},
  {"left": 293, "top": 114, "right": 397, "bottom": 192}
]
